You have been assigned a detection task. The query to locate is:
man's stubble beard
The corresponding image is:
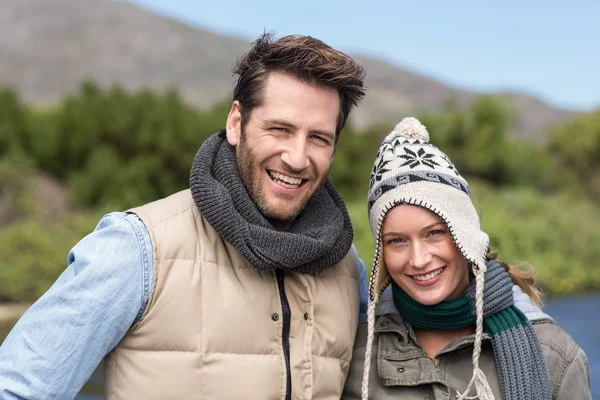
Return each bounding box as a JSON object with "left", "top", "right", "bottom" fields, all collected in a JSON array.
[{"left": 236, "top": 131, "right": 330, "bottom": 224}]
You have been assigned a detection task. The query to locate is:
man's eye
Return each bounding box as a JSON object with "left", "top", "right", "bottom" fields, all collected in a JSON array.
[{"left": 312, "top": 135, "right": 331, "bottom": 145}]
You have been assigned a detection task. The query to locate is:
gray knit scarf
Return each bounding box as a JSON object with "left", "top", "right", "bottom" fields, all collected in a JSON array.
[
  {"left": 393, "top": 261, "right": 552, "bottom": 400},
  {"left": 189, "top": 130, "right": 354, "bottom": 274}
]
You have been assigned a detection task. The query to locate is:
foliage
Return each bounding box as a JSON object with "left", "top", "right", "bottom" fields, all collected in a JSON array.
[
  {"left": 549, "top": 108, "right": 600, "bottom": 199},
  {"left": 9, "top": 82, "right": 230, "bottom": 209},
  {"left": 0, "top": 212, "right": 103, "bottom": 302},
  {"left": 418, "top": 96, "right": 565, "bottom": 191},
  {"left": 0, "top": 89, "right": 30, "bottom": 160},
  {"left": 329, "top": 123, "right": 387, "bottom": 201},
  {"left": 470, "top": 181, "right": 600, "bottom": 294},
  {"left": 0, "top": 81, "right": 599, "bottom": 301},
  {"left": 0, "top": 157, "right": 38, "bottom": 226}
]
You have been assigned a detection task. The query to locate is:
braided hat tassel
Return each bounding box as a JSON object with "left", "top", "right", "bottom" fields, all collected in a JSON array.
[
  {"left": 361, "top": 294, "right": 379, "bottom": 400},
  {"left": 457, "top": 265, "right": 494, "bottom": 400}
]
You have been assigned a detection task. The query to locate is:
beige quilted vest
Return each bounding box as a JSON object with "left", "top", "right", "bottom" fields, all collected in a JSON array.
[{"left": 104, "top": 190, "right": 360, "bottom": 400}]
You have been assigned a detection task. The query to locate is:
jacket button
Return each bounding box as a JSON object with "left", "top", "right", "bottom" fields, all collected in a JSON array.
[
  {"left": 397, "top": 367, "right": 405, "bottom": 373},
  {"left": 272, "top": 313, "right": 279, "bottom": 321},
  {"left": 304, "top": 313, "right": 309, "bottom": 320}
]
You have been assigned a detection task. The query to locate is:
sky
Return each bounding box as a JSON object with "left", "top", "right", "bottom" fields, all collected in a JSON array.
[{"left": 125, "top": 0, "right": 599, "bottom": 111}]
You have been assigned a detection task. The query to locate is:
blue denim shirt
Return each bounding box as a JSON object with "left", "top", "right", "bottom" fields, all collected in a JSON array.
[{"left": 0, "top": 212, "right": 369, "bottom": 399}]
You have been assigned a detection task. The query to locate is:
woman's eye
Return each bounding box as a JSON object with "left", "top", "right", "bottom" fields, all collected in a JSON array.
[
  {"left": 387, "top": 237, "right": 405, "bottom": 245},
  {"left": 429, "top": 229, "right": 445, "bottom": 236}
]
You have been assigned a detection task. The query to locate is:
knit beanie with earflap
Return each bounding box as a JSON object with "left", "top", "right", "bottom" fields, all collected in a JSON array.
[{"left": 362, "top": 117, "right": 492, "bottom": 400}]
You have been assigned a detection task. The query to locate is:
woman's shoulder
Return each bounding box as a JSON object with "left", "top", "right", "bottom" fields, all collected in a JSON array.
[
  {"left": 532, "top": 319, "right": 582, "bottom": 361},
  {"left": 532, "top": 319, "right": 592, "bottom": 398}
]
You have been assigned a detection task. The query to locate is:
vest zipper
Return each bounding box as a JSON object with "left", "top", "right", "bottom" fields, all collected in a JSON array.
[{"left": 276, "top": 270, "right": 292, "bottom": 400}]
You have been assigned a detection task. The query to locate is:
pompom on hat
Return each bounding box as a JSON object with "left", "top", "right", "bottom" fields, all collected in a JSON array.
[
  {"left": 388, "top": 116, "right": 430, "bottom": 141},
  {"left": 361, "top": 117, "right": 493, "bottom": 400}
]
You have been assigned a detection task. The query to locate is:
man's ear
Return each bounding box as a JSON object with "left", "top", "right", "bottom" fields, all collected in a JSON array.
[{"left": 226, "top": 101, "right": 242, "bottom": 146}]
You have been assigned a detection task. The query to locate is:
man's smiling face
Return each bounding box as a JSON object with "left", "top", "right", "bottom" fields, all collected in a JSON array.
[{"left": 226, "top": 71, "right": 340, "bottom": 222}]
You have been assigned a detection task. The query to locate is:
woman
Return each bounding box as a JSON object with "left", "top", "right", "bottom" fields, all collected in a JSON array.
[{"left": 343, "top": 118, "right": 591, "bottom": 399}]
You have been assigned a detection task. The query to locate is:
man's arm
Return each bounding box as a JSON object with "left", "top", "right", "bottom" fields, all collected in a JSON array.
[
  {"left": 0, "top": 212, "right": 153, "bottom": 399},
  {"left": 352, "top": 245, "right": 368, "bottom": 323}
]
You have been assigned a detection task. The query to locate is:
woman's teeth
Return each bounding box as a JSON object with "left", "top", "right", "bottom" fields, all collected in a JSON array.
[
  {"left": 412, "top": 267, "right": 445, "bottom": 282},
  {"left": 270, "top": 171, "right": 303, "bottom": 188}
]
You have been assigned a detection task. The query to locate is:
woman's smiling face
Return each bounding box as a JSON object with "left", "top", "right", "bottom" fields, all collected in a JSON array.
[{"left": 382, "top": 204, "right": 470, "bottom": 305}]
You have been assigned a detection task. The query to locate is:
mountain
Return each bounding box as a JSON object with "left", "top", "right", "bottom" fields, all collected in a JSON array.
[{"left": 0, "top": 0, "right": 577, "bottom": 142}]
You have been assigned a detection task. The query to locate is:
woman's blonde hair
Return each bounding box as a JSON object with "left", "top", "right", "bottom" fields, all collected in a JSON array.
[{"left": 485, "top": 250, "right": 544, "bottom": 308}]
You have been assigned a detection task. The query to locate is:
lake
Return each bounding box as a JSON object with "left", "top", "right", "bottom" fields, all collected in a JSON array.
[
  {"left": 543, "top": 293, "right": 600, "bottom": 398},
  {"left": 2, "top": 293, "right": 599, "bottom": 399}
]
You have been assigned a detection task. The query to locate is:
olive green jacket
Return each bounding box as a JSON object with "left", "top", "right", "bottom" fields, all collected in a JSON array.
[{"left": 343, "top": 290, "right": 591, "bottom": 399}]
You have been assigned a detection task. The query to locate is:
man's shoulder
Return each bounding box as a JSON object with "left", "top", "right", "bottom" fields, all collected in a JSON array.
[
  {"left": 130, "top": 189, "right": 196, "bottom": 229},
  {"left": 333, "top": 246, "right": 360, "bottom": 280}
]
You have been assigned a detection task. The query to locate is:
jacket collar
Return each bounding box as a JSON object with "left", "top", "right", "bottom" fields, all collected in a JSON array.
[
  {"left": 377, "top": 284, "right": 553, "bottom": 322},
  {"left": 375, "top": 313, "right": 493, "bottom": 387}
]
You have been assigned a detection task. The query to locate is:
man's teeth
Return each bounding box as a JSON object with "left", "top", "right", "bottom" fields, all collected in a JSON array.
[
  {"left": 270, "top": 171, "right": 303, "bottom": 188},
  {"left": 412, "top": 267, "right": 445, "bottom": 282}
]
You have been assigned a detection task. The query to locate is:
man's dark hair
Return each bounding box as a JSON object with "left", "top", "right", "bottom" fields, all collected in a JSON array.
[{"left": 233, "top": 32, "right": 366, "bottom": 139}]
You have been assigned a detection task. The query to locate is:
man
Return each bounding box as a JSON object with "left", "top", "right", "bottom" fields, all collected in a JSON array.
[{"left": 0, "top": 33, "right": 368, "bottom": 399}]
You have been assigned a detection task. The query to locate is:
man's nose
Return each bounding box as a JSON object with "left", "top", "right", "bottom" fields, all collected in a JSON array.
[{"left": 281, "top": 136, "right": 310, "bottom": 171}]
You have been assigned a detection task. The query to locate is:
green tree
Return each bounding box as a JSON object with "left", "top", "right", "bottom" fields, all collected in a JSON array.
[
  {"left": 419, "top": 96, "right": 559, "bottom": 190},
  {"left": 549, "top": 108, "right": 600, "bottom": 199},
  {"left": 16, "top": 81, "right": 230, "bottom": 209},
  {"left": 0, "top": 89, "right": 30, "bottom": 159}
]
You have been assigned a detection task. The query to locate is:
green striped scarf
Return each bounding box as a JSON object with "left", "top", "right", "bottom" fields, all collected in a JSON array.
[{"left": 392, "top": 261, "right": 552, "bottom": 400}]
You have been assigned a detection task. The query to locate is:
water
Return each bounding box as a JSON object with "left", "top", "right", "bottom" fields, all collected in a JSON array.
[
  {"left": 2, "top": 293, "right": 599, "bottom": 398},
  {"left": 544, "top": 293, "right": 600, "bottom": 398}
]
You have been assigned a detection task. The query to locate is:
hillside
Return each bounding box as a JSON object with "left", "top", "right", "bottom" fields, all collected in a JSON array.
[{"left": 0, "top": 0, "right": 577, "bottom": 142}]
